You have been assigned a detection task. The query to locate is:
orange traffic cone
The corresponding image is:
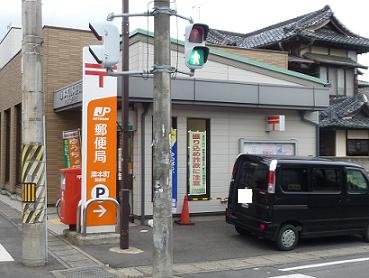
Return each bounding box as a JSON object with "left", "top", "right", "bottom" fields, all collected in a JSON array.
[{"left": 175, "top": 195, "right": 194, "bottom": 225}]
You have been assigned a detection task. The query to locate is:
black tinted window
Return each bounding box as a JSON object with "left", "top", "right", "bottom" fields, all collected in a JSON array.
[
  {"left": 281, "top": 168, "right": 308, "bottom": 192},
  {"left": 347, "top": 169, "right": 368, "bottom": 194},
  {"left": 236, "top": 161, "right": 268, "bottom": 190},
  {"left": 312, "top": 168, "right": 341, "bottom": 193}
]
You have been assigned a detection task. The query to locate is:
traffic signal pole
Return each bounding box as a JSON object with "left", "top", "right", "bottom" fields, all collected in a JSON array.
[
  {"left": 152, "top": 0, "right": 173, "bottom": 276},
  {"left": 119, "top": 0, "right": 130, "bottom": 250},
  {"left": 21, "top": 0, "right": 47, "bottom": 266}
]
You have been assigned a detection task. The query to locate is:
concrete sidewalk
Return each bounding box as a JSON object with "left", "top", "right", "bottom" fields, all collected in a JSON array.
[{"left": 2, "top": 193, "right": 369, "bottom": 278}]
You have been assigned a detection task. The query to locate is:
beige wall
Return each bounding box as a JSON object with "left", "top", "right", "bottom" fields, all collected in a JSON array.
[
  {"left": 0, "top": 26, "right": 98, "bottom": 203},
  {"left": 336, "top": 130, "right": 347, "bottom": 156},
  {"left": 209, "top": 45, "right": 288, "bottom": 69},
  {"left": 347, "top": 130, "right": 369, "bottom": 139},
  {"left": 43, "top": 27, "right": 98, "bottom": 203},
  {"left": 0, "top": 53, "right": 22, "bottom": 192}
]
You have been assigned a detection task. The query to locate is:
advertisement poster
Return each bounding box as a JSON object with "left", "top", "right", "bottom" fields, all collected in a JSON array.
[
  {"left": 171, "top": 129, "right": 177, "bottom": 213},
  {"left": 188, "top": 131, "right": 206, "bottom": 196},
  {"left": 62, "top": 129, "right": 81, "bottom": 168}
]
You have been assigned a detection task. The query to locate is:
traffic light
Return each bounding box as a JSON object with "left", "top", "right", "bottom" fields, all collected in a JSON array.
[
  {"left": 89, "top": 22, "right": 120, "bottom": 69},
  {"left": 184, "top": 23, "right": 209, "bottom": 70}
]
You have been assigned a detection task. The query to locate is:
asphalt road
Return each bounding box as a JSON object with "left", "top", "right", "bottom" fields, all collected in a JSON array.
[
  {"left": 0, "top": 213, "right": 62, "bottom": 278},
  {"left": 2, "top": 207, "right": 369, "bottom": 278},
  {"left": 80, "top": 215, "right": 369, "bottom": 269}
]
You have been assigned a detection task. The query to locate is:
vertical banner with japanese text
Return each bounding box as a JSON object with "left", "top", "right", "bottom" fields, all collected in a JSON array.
[
  {"left": 188, "top": 131, "right": 206, "bottom": 196},
  {"left": 62, "top": 129, "right": 81, "bottom": 168},
  {"left": 82, "top": 47, "right": 117, "bottom": 233},
  {"left": 171, "top": 129, "right": 177, "bottom": 213}
]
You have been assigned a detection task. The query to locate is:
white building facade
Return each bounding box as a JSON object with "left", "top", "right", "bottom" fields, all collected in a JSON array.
[{"left": 54, "top": 30, "right": 329, "bottom": 218}]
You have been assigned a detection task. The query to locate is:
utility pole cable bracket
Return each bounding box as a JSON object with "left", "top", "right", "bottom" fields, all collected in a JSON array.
[{"left": 152, "top": 64, "right": 176, "bottom": 73}]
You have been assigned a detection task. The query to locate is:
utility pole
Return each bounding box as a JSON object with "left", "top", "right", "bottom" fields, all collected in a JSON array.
[
  {"left": 21, "top": 0, "right": 47, "bottom": 266},
  {"left": 152, "top": 0, "right": 173, "bottom": 277},
  {"left": 119, "top": 0, "right": 130, "bottom": 250}
]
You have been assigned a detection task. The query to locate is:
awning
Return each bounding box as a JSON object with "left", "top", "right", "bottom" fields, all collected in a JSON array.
[{"left": 304, "top": 53, "right": 368, "bottom": 69}]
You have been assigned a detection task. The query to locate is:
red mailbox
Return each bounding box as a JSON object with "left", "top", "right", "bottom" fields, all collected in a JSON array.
[{"left": 59, "top": 168, "right": 81, "bottom": 226}]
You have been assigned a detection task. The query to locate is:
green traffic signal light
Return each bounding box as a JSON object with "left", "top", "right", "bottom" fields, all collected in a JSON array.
[{"left": 188, "top": 47, "right": 207, "bottom": 67}]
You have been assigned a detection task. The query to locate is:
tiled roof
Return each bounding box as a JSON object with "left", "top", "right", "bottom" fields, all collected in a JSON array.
[
  {"left": 207, "top": 5, "right": 369, "bottom": 53},
  {"left": 320, "top": 94, "right": 369, "bottom": 129}
]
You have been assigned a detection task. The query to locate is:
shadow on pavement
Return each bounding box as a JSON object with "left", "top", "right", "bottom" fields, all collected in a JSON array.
[{"left": 77, "top": 216, "right": 368, "bottom": 269}]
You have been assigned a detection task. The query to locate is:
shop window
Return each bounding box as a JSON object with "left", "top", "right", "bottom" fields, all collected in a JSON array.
[
  {"left": 187, "top": 118, "right": 210, "bottom": 200},
  {"left": 312, "top": 168, "right": 342, "bottom": 193},
  {"left": 347, "top": 139, "right": 369, "bottom": 156}
]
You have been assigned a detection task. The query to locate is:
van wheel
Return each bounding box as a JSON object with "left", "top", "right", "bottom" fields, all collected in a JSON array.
[
  {"left": 235, "top": 226, "right": 249, "bottom": 235},
  {"left": 276, "top": 224, "right": 298, "bottom": 251},
  {"left": 363, "top": 224, "right": 369, "bottom": 242}
]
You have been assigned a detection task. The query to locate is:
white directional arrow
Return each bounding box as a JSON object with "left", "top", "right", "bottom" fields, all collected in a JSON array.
[{"left": 93, "top": 204, "right": 107, "bottom": 218}]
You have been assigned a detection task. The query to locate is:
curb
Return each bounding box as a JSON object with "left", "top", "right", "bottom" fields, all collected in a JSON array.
[{"left": 115, "top": 245, "right": 369, "bottom": 277}]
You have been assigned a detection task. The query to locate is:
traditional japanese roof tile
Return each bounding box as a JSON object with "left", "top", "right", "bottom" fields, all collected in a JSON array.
[
  {"left": 320, "top": 93, "right": 369, "bottom": 129},
  {"left": 207, "top": 5, "right": 369, "bottom": 53}
]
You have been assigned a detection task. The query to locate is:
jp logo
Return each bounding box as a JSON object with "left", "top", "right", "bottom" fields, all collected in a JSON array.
[
  {"left": 91, "top": 184, "right": 110, "bottom": 199},
  {"left": 93, "top": 107, "right": 111, "bottom": 117}
]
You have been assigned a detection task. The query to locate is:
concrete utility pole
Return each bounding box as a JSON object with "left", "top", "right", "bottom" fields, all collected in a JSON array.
[
  {"left": 152, "top": 0, "right": 173, "bottom": 276},
  {"left": 119, "top": 0, "right": 130, "bottom": 250},
  {"left": 21, "top": 0, "right": 47, "bottom": 266}
]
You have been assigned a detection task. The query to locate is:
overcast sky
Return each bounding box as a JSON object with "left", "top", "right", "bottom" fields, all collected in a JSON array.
[{"left": 1, "top": 0, "right": 369, "bottom": 80}]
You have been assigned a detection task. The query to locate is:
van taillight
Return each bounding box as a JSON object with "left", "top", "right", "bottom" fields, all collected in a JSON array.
[
  {"left": 231, "top": 163, "right": 237, "bottom": 178},
  {"left": 225, "top": 208, "right": 233, "bottom": 217},
  {"left": 267, "top": 171, "right": 275, "bottom": 193}
]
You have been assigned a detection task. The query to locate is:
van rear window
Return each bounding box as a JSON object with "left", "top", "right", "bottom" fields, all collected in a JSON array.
[{"left": 236, "top": 161, "right": 268, "bottom": 190}]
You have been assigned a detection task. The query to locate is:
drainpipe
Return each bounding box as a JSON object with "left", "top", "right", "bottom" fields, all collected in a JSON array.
[
  {"left": 300, "top": 111, "right": 320, "bottom": 156},
  {"left": 140, "top": 103, "right": 150, "bottom": 225}
]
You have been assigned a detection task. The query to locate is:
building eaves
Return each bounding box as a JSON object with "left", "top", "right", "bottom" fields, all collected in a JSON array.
[
  {"left": 304, "top": 53, "right": 368, "bottom": 69},
  {"left": 130, "top": 29, "right": 327, "bottom": 86},
  {"left": 320, "top": 117, "right": 369, "bottom": 129},
  {"left": 299, "top": 29, "right": 369, "bottom": 53}
]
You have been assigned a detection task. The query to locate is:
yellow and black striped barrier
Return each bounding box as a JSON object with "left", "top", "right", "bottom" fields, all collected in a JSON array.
[
  {"left": 22, "top": 183, "right": 36, "bottom": 203},
  {"left": 21, "top": 143, "right": 46, "bottom": 224},
  {"left": 189, "top": 197, "right": 228, "bottom": 202}
]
